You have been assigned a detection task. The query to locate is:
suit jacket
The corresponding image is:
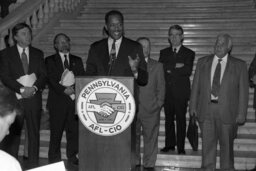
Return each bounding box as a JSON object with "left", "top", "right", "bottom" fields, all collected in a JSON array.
[
  {"left": 0, "top": 45, "right": 46, "bottom": 103},
  {"left": 189, "top": 55, "right": 249, "bottom": 124},
  {"left": 45, "top": 53, "right": 85, "bottom": 108},
  {"left": 138, "top": 58, "right": 165, "bottom": 115},
  {"left": 248, "top": 54, "right": 256, "bottom": 108},
  {"left": 85, "top": 37, "right": 148, "bottom": 86},
  {"left": 159, "top": 45, "right": 195, "bottom": 100}
]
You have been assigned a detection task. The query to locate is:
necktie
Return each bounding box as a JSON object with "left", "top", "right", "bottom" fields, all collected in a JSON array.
[
  {"left": 21, "top": 48, "right": 28, "bottom": 74},
  {"left": 173, "top": 48, "right": 177, "bottom": 56},
  {"left": 64, "top": 54, "right": 69, "bottom": 69},
  {"left": 108, "top": 40, "right": 116, "bottom": 75},
  {"left": 211, "top": 58, "right": 222, "bottom": 97}
]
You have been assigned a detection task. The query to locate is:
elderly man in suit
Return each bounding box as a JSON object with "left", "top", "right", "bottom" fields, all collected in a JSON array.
[
  {"left": 45, "top": 33, "right": 85, "bottom": 165},
  {"left": 85, "top": 10, "right": 148, "bottom": 86},
  {"left": 190, "top": 33, "right": 249, "bottom": 170},
  {"left": 159, "top": 25, "right": 195, "bottom": 154},
  {"left": 135, "top": 37, "right": 165, "bottom": 171},
  {"left": 0, "top": 23, "right": 47, "bottom": 168}
]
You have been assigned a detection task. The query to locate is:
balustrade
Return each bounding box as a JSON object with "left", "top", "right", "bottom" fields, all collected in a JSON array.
[{"left": 0, "top": 0, "right": 81, "bottom": 50}]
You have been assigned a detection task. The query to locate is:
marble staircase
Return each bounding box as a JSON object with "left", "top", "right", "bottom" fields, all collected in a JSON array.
[{"left": 21, "top": 0, "right": 256, "bottom": 170}]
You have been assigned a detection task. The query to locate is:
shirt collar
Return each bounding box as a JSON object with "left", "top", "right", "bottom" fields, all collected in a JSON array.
[
  {"left": 214, "top": 54, "right": 228, "bottom": 63},
  {"left": 17, "top": 44, "right": 29, "bottom": 55},
  {"left": 108, "top": 37, "right": 122, "bottom": 45},
  {"left": 172, "top": 45, "right": 181, "bottom": 53}
]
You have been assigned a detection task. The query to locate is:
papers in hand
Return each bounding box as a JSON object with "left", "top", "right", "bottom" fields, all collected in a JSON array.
[
  {"left": 16, "top": 73, "right": 37, "bottom": 99},
  {"left": 60, "top": 69, "right": 75, "bottom": 100}
]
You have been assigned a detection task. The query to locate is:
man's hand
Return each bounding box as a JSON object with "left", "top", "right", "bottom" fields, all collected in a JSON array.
[
  {"left": 128, "top": 54, "right": 140, "bottom": 74},
  {"left": 21, "top": 87, "right": 36, "bottom": 98},
  {"left": 236, "top": 116, "right": 246, "bottom": 125},
  {"left": 64, "top": 86, "right": 74, "bottom": 95},
  {"left": 175, "top": 63, "right": 184, "bottom": 68}
]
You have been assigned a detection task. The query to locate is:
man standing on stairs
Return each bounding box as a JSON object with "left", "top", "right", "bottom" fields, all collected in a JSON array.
[
  {"left": 45, "top": 33, "right": 85, "bottom": 165},
  {"left": 135, "top": 37, "right": 165, "bottom": 171},
  {"left": 85, "top": 10, "right": 148, "bottom": 86},
  {"left": 190, "top": 34, "right": 249, "bottom": 170},
  {"left": 159, "top": 25, "right": 195, "bottom": 154},
  {"left": 0, "top": 22, "right": 47, "bottom": 169}
]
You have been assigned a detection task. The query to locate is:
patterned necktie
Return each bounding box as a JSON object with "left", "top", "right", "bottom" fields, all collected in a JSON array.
[
  {"left": 64, "top": 54, "right": 69, "bottom": 69},
  {"left": 108, "top": 40, "right": 116, "bottom": 75},
  {"left": 21, "top": 48, "right": 28, "bottom": 74},
  {"left": 211, "top": 58, "right": 222, "bottom": 97}
]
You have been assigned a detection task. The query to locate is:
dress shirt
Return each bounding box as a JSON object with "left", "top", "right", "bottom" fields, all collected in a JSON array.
[
  {"left": 172, "top": 45, "right": 181, "bottom": 53},
  {"left": 59, "top": 52, "right": 70, "bottom": 69},
  {"left": 108, "top": 37, "right": 122, "bottom": 58},
  {"left": 210, "top": 54, "right": 228, "bottom": 99},
  {"left": 17, "top": 45, "right": 29, "bottom": 64}
]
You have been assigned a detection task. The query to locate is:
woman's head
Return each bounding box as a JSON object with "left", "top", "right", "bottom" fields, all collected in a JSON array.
[{"left": 0, "top": 87, "right": 20, "bottom": 142}]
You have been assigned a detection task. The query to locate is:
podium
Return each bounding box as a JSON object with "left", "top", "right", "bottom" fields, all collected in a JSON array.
[{"left": 76, "top": 76, "right": 136, "bottom": 171}]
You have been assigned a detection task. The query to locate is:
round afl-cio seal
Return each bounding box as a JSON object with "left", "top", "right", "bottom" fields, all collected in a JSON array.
[{"left": 77, "top": 78, "right": 136, "bottom": 136}]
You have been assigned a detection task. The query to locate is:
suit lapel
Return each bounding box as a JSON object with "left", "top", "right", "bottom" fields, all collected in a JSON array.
[
  {"left": 205, "top": 55, "right": 214, "bottom": 95},
  {"left": 219, "top": 55, "right": 232, "bottom": 96},
  {"left": 54, "top": 53, "right": 65, "bottom": 72},
  {"left": 12, "top": 46, "right": 25, "bottom": 75},
  {"left": 147, "top": 58, "right": 153, "bottom": 72}
]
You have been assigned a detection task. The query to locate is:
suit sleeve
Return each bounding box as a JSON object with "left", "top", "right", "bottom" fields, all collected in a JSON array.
[
  {"left": 189, "top": 59, "right": 201, "bottom": 116},
  {"left": 156, "top": 63, "right": 165, "bottom": 107},
  {"left": 76, "top": 57, "right": 85, "bottom": 76},
  {"left": 0, "top": 49, "right": 23, "bottom": 93},
  {"left": 45, "top": 57, "right": 66, "bottom": 94},
  {"left": 136, "top": 44, "right": 148, "bottom": 86},
  {"left": 248, "top": 54, "right": 256, "bottom": 87},
  {"left": 173, "top": 50, "right": 195, "bottom": 77},
  {"left": 237, "top": 61, "right": 249, "bottom": 122},
  {"left": 33, "top": 51, "right": 47, "bottom": 91},
  {"left": 85, "top": 44, "right": 98, "bottom": 76}
]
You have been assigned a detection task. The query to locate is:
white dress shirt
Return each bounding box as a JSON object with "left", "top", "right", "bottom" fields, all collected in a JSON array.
[
  {"left": 108, "top": 37, "right": 122, "bottom": 58},
  {"left": 17, "top": 45, "right": 29, "bottom": 64}
]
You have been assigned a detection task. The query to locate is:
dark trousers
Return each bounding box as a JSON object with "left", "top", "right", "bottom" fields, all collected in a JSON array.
[
  {"left": 48, "top": 100, "right": 78, "bottom": 163},
  {"left": 163, "top": 93, "right": 188, "bottom": 151},
  {"left": 0, "top": 99, "right": 41, "bottom": 164},
  {"left": 200, "top": 103, "right": 236, "bottom": 170}
]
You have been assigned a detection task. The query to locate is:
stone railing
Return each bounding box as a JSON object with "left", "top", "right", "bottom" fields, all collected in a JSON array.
[{"left": 0, "top": 0, "right": 81, "bottom": 50}]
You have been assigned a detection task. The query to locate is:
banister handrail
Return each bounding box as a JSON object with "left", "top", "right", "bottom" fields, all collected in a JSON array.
[
  {"left": 0, "top": 0, "right": 81, "bottom": 50},
  {"left": 0, "top": 0, "right": 43, "bottom": 33}
]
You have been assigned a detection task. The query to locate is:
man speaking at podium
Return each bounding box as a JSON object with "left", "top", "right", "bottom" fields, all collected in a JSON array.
[{"left": 85, "top": 10, "right": 148, "bottom": 86}]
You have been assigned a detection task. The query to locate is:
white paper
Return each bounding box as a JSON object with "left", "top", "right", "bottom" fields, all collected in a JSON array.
[
  {"left": 16, "top": 73, "right": 37, "bottom": 99},
  {"left": 26, "top": 161, "right": 65, "bottom": 171},
  {"left": 60, "top": 69, "right": 75, "bottom": 100}
]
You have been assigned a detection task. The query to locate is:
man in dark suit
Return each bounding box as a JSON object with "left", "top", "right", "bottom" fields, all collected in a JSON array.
[
  {"left": 190, "top": 34, "right": 249, "bottom": 170},
  {"left": 45, "top": 33, "right": 85, "bottom": 165},
  {"left": 85, "top": 10, "right": 148, "bottom": 86},
  {"left": 135, "top": 37, "right": 165, "bottom": 171},
  {"left": 159, "top": 25, "right": 195, "bottom": 154},
  {"left": 0, "top": 23, "right": 47, "bottom": 168}
]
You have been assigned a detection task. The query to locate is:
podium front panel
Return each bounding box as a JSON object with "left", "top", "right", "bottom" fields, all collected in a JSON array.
[{"left": 76, "top": 77, "right": 136, "bottom": 171}]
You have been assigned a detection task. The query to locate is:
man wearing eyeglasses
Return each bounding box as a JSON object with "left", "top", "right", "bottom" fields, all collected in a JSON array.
[{"left": 159, "top": 25, "right": 195, "bottom": 155}]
